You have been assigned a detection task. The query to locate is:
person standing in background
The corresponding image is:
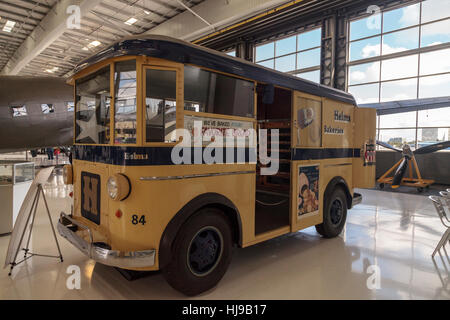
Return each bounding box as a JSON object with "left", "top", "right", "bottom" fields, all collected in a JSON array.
[
  {"left": 54, "top": 148, "right": 60, "bottom": 165},
  {"left": 46, "top": 147, "right": 54, "bottom": 160}
]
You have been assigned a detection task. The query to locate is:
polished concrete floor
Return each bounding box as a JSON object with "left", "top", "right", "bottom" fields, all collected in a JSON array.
[{"left": 0, "top": 172, "right": 449, "bottom": 299}]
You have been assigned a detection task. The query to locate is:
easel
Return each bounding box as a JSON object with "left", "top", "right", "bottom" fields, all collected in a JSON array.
[{"left": 8, "top": 183, "right": 63, "bottom": 276}]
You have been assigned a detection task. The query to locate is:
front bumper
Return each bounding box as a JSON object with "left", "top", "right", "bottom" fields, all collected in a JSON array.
[
  {"left": 352, "top": 192, "right": 362, "bottom": 208},
  {"left": 57, "top": 212, "right": 155, "bottom": 269}
]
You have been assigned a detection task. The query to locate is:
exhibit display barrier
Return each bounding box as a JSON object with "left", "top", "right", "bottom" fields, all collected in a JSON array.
[{"left": 0, "top": 161, "right": 35, "bottom": 235}]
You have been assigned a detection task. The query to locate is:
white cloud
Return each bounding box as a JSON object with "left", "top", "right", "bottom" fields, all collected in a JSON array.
[
  {"left": 421, "top": 19, "right": 450, "bottom": 38},
  {"left": 349, "top": 62, "right": 380, "bottom": 84},
  {"left": 421, "top": 0, "right": 450, "bottom": 23},
  {"left": 350, "top": 71, "right": 366, "bottom": 82},
  {"left": 361, "top": 44, "right": 379, "bottom": 58},
  {"left": 420, "top": 48, "right": 450, "bottom": 75},
  {"left": 381, "top": 43, "right": 409, "bottom": 55},
  {"left": 399, "top": 4, "right": 420, "bottom": 28},
  {"left": 420, "top": 73, "right": 450, "bottom": 86}
]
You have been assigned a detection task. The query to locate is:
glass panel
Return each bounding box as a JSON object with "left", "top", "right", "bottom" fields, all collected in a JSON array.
[
  {"left": 257, "top": 59, "right": 274, "bottom": 69},
  {"left": 421, "top": 0, "right": 450, "bottom": 23},
  {"left": 255, "top": 42, "right": 274, "bottom": 62},
  {"left": 275, "top": 35, "right": 296, "bottom": 56},
  {"left": 378, "top": 129, "right": 416, "bottom": 148},
  {"left": 66, "top": 102, "right": 74, "bottom": 112},
  {"left": 418, "top": 128, "right": 449, "bottom": 147},
  {"left": 75, "top": 66, "right": 110, "bottom": 144},
  {"left": 418, "top": 107, "right": 450, "bottom": 127},
  {"left": 275, "top": 54, "right": 296, "bottom": 72},
  {"left": 298, "top": 28, "right": 321, "bottom": 50},
  {"left": 296, "top": 70, "right": 320, "bottom": 83},
  {"left": 350, "top": 14, "right": 381, "bottom": 41},
  {"left": 380, "top": 78, "right": 418, "bottom": 102},
  {"left": 0, "top": 163, "right": 13, "bottom": 185},
  {"left": 41, "top": 104, "right": 54, "bottom": 114},
  {"left": 297, "top": 48, "right": 320, "bottom": 69},
  {"left": 349, "top": 36, "right": 381, "bottom": 61},
  {"left": 379, "top": 111, "right": 417, "bottom": 128},
  {"left": 348, "top": 83, "right": 380, "bottom": 104},
  {"left": 420, "top": 48, "right": 450, "bottom": 75},
  {"left": 382, "top": 27, "right": 419, "bottom": 55},
  {"left": 381, "top": 54, "right": 418, "bottom": 81},
  {"left": 14, "top": 163, "right": 34, "bottom": 183},
  {"left": 10, "top": 106, "right": 27, "bottom": 117},
  {"left": 419, "top": 73, "right": 450, "bottom": 98},
  {"left": 145, "top": 69, "right": 177, "bottom": 143},
  {"left": 421, "top": 19, "right": 450, "bottom": 47},
  {"left": 348, "top": 62, "right": 380, "bottom": 85},
  {"left": 184, "top": 65, "right": 254, "bottom": 118},
  {"left": 114, "top": 60, "right": 137, "bottom": 144},
  {"left": 383, "top": 3, "right": 420, "bottom": 33}
]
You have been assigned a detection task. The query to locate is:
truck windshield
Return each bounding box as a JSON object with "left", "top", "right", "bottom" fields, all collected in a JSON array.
[{"left": 75, "top": 65, "right": 111, "bottom": 144}]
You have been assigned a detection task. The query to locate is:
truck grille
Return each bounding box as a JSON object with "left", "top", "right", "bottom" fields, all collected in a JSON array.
[{"left": 80, "top": 171, "right": 101, "bottom": 225}]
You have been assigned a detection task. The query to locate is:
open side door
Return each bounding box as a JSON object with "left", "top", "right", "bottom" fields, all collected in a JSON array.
[{"left": 353, "top": 107, "right": 376, "bottom": 189}]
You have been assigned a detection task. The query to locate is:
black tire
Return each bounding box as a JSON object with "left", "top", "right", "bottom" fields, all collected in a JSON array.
[
  {"left": 379, "top": 183, "right": 385, "bottom": 190},
  {"left": 163, "top": 208, "right": 233, "bottom": 296},
  {"left": 417, "top": 187, "right": 424, "bottom": 193},
  {"left": 315, "top": 187, "right": 348, "bottom": 238}
]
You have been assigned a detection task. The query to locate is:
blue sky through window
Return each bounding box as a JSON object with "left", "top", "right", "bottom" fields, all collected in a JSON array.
[
  {"left": 348, "top": 0, "right": 450, "bottom": 105},
  {"left": 298, "top": 28, "right": 321, "bottom": 50},
  {"left": 254, "top": 28, "right": 322, "bottom": 83}
]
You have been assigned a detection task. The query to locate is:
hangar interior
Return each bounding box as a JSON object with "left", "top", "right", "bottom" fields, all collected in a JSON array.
[{"left": 0, "top": 0, "right": 449, "bottom": 299}]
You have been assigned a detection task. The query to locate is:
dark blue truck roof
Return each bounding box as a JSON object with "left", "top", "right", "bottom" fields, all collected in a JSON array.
[{"left": 72, "top": 35, "right": 357, "bottom": 106}]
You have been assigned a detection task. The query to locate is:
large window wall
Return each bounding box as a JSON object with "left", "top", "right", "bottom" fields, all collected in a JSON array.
[
  {"left": 376, "top": 106, "right": 450, "bottom": 150},
  {"left": 347, "top": 0, "right": 450, "bottom": 104},
  {"left": 254, "top": 28, "right": 322, "bottom": 83}
]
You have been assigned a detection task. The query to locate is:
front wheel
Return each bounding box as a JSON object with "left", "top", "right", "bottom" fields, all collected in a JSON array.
[
  {"left": 315, "top": 187, "right": 348, "bottom": 238},
  {"left": 163, "top": 208, "right": 233, "bottom": 296}
]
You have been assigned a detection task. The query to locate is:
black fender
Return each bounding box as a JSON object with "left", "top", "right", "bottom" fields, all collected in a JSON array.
[
  {"left": 324, "top": 176, "right": 352, "bottom": 209},
  {"left": 158, "top": 193, "right": 242, "bottom": 269}
]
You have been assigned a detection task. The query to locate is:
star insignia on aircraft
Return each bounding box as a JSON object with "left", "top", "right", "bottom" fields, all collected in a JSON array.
[{"left": 76, "top": 113, "right": 106, "bottom": 144}]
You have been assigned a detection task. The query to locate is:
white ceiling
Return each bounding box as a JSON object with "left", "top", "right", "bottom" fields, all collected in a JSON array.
[{"left": 0, "top": 0, "right": 206, "bottom": 76}]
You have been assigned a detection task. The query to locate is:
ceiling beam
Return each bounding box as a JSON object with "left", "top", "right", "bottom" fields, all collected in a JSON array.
[{"left": 1, "top": 0, "right": 102, "bottom": 75}]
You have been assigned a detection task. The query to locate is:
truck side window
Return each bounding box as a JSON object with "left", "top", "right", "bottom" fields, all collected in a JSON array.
[
  {"left": 184, "top": 65, "right": 254, "bottom": 118},
  {"left": 145, "top": 69, "right": 177, "bottom": 143},
  {"left": 114, "top": 60, "right": 137, "bottom": 144}
]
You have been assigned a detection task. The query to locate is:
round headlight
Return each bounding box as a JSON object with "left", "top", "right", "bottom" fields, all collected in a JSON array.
[
  {"left": 107, "top": 174, "right": 131, "bottom": 201},
  {"left": 63, "top": 165, "right": 73, "bottom": 185}
]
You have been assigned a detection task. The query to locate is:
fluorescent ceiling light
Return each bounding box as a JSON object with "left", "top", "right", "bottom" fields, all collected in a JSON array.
[
  {"left": 125, "top": 17, "right": 137, "bottom": 25},
  {"left": 143, "top": 10, "right": 150, "bottom": 15},
  {"left": 45, "top": 67, "right": 59, "bottom": 73},
  {"left": 3, "top": 20, "right": 16, "bottom": 32},
  {"left": 88, "top": 40, "right": 101, "bottom": 48}
]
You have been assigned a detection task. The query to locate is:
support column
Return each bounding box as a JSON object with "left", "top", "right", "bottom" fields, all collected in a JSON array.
[
  {"left": 334, "top": 13, "right": 348, "bottom": 91},
  {"left": 236, "top": 40, "right": 253, "bottom": 62},
  {"left": 321, "top": 16, "right": 336, "bottom": 87}
]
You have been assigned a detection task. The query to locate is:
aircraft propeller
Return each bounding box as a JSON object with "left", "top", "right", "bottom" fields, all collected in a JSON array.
[{"left": 376, "top": 140, "right": 450, "bottom": 188}]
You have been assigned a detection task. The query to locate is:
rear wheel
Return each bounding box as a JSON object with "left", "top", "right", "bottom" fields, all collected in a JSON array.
[
  {"left": 163, "top": 208, "right": 233, "bottom": 296},
  {"left": 315, "top": 187, "right": 348, "bottom": 238}
]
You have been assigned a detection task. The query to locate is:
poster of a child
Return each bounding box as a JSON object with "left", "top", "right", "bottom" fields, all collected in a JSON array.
[{"left": 298, "top": 165, "right": 320, "bottom": 217}]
